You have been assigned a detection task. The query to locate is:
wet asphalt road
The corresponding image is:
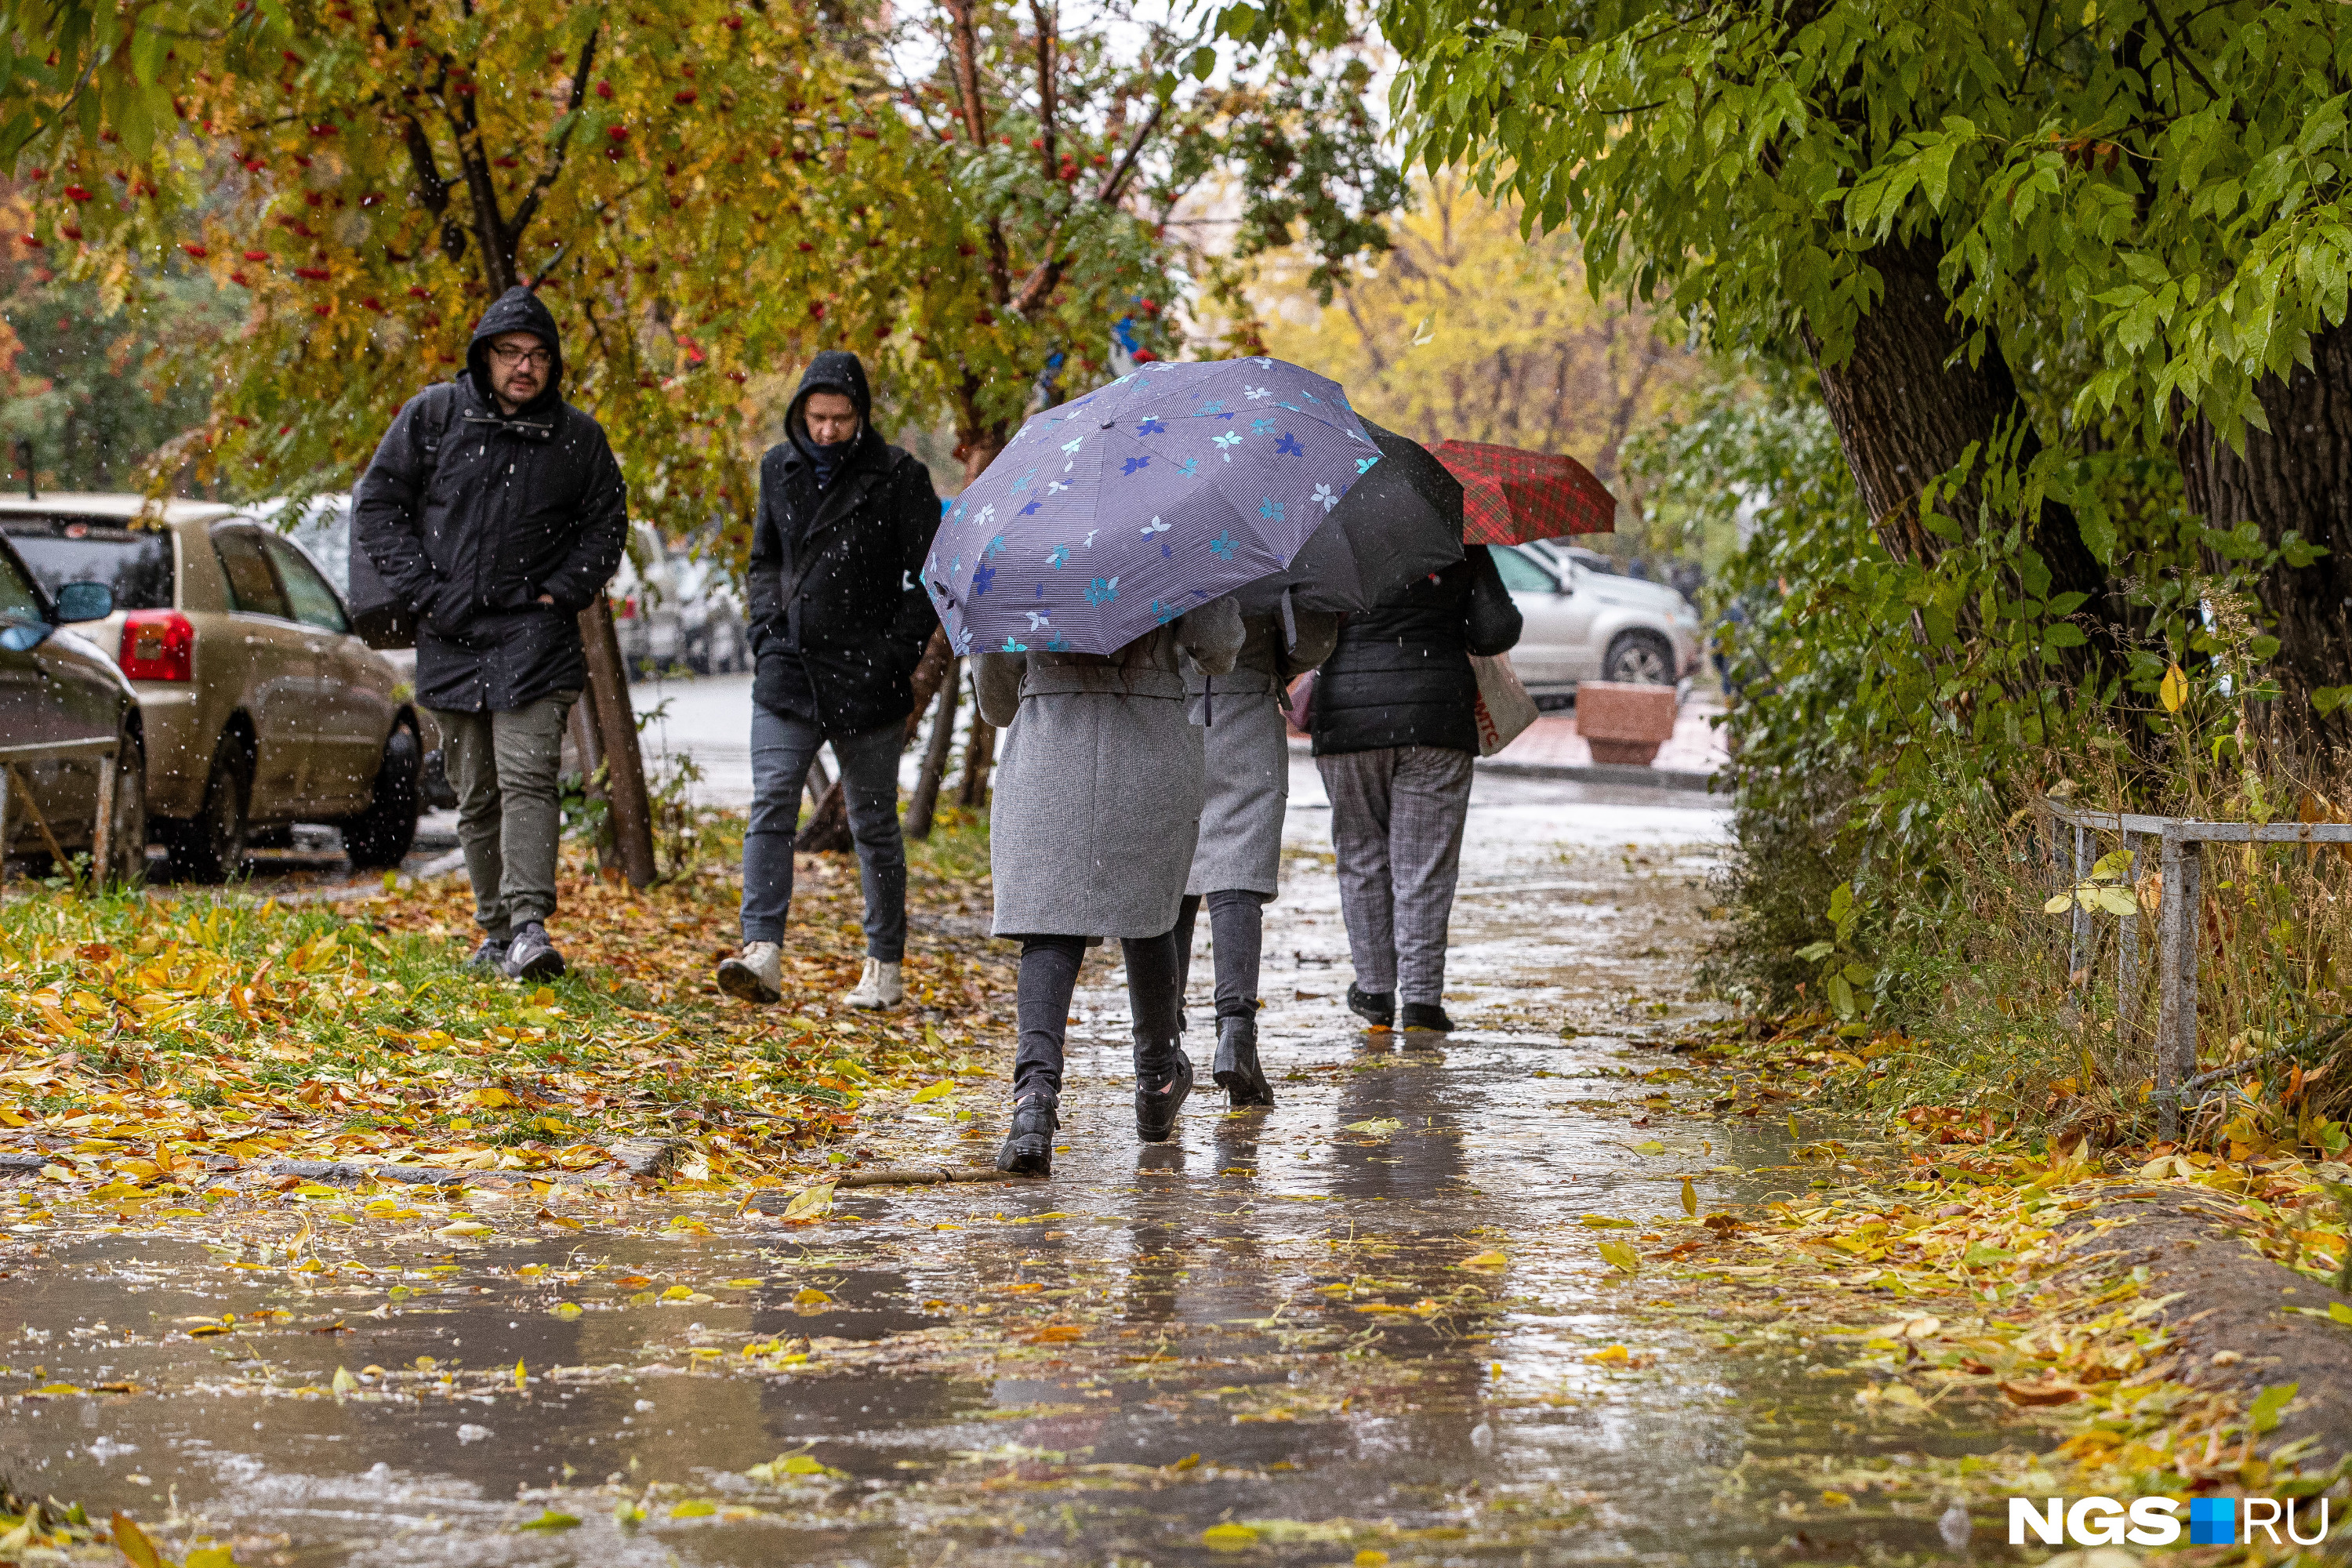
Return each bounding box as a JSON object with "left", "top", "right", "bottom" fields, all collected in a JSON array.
[{"left": 2, "top": 775, "right": 2006, "bottom": 1565}]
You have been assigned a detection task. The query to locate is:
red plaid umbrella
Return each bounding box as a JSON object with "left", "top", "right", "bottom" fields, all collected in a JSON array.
[{"left": 1431, "top": 440, "right": 1616, "bottom": 544}]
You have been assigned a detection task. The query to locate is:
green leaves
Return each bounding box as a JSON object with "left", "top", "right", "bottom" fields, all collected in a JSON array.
[{"left": 2248, "top": 1381, "right": 2298, "bottom": 1435}]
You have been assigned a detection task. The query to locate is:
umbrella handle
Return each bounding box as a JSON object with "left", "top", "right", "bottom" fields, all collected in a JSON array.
[{"left": 1279, "top": 586, "right": 1298, "bottom": 652}]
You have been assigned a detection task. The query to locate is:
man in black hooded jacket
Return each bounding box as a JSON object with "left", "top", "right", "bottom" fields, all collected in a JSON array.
[
  {"left": 717, "top": 351, "right": 941, "bottom": 1011},
  {"left": 354, "top": 286, "right": 628, "bottom": 983}
]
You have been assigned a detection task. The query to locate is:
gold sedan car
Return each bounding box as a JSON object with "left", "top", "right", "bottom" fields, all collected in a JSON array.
[{"left": 0, "top": 495, "right": 423, "bottom": 880}]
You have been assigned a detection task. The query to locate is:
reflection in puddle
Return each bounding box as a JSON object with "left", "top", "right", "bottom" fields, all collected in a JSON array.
[{"left": 3, "top": 782, "right": 2003, "bottom": 1564}]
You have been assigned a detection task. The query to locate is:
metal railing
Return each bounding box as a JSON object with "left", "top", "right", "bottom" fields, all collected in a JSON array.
[{"left": 2040, "top": 798, "right": 2352, "bottom": 1140}]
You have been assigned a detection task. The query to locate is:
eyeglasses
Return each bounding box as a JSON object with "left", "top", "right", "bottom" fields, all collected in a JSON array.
[{"left": 490, "top": 344, "right": 554, "bottom": 368}]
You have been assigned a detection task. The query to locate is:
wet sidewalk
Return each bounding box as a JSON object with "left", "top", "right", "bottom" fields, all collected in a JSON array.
[{"left": 2, "top": 777, "right": 2002, "bottom": 1566}]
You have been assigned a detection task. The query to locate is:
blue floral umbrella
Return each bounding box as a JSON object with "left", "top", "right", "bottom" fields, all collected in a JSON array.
[{"left": 921, "top": 358, "right": 1379, "bottom": 655}]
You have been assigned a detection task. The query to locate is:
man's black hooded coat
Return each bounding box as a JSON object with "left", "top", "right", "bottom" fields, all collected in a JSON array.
[
  {"left": 353, "top": 287, "right": 630, "bottom": 713},
  {"left": 747, "top": 351, "right": 942, "bottom": 735}
]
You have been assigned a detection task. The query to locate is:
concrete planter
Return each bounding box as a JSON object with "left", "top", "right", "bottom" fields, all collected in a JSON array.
[{"left": 1573, "top": 681, "right": 1678, "bottom": 765}]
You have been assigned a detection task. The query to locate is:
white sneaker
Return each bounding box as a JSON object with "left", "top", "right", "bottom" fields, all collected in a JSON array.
[
  {"left": 717, "top": 942, "right": 782, "bottom": 1004},
  {"left": 845, "top": 957, "right": 903, "bottom": 1009}
]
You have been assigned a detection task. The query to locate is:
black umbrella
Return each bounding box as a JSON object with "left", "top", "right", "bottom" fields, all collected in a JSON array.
[{"left": 1232, "top": 416, "right": 1465, "bottom": 615}]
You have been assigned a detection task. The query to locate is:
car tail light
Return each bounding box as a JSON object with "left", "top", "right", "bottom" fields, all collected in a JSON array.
[{"left": 119, "top": 610, "right": 194, "bottom": 682}]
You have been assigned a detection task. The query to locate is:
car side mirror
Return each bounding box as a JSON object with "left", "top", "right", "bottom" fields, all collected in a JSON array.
[{"left": 54, "top": 581, "right": 115, "bottom": 622}]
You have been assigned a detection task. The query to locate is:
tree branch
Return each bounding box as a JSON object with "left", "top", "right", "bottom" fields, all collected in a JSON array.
[
  {"left": 442, "top": 61, "right": 517, "bottom": 292},
  {"left": 942, "top": 0, "right": 1011, "bottom": 304},
  {"left": 1094, "top": 94, "right": 1165, "bottom": 205},
  {"left": 1032, "top": 1, "right": 1057, "bottom": 181},
  {"left": 508, "top": 27, "right": 599, "bottom": 249}
]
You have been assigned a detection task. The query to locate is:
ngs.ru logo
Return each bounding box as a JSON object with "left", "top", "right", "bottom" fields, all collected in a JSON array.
[{"left": 2010, "top": 1495, "right": 2331, "bottom": 1548}]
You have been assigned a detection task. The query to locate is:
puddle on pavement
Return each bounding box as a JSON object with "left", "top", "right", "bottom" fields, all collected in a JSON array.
[{"left": 4, "top": 782, "right": 2008, "bottom": 1564}]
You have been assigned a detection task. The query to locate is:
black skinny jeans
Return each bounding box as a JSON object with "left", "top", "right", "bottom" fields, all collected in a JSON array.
[
  {"left": 1173, "top": 889, "right": 1269, "bottom": 1025},
  {"left": 1012, "top": 930, "right": 1185, "bottom": 1103}
]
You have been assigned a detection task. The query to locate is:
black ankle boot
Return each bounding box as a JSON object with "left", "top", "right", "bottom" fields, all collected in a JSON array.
[
  {"left": 1213, "top": 1014, "right": 1275, "bottom": 1108},
  {"left": 1348, "top": 983, "right": 1396, "bottom": 1027},
  {"left": 996, "top": 1093, "right": 1058, "bottom": 1176},
  {"left": 1399, "top": 1002, "right": 1455, "bottom": 1033},
  {"left": 1134, "top": 1046, "right": 1194, "bottom": 1143}
]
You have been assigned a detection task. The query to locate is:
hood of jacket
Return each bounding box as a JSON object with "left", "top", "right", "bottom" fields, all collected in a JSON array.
[
  {"left": 465, "top": 286, "right": 564, "bottom": 417},
  {"left": 786, "top": 350, "right": 882, "bottom": 473}
]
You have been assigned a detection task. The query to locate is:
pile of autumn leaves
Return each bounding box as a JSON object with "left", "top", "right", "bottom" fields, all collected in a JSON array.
[{"left": 0, "top": 855, "right": 1009, "bottom": 1205}]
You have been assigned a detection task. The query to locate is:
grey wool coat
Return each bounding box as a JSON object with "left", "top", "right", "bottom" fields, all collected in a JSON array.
[
  {"left": 977, "top": 598, "right": 1246, "bottom": 939},
  {"left": 1182, "top": 609, "right": 1338, "bottom": 899}
]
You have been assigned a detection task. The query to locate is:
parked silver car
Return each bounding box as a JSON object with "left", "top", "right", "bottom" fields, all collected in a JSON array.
[
  {"left": 1491, "top": 543, "right": 1702, "bottom": 702},
  {"left": 0, "top": 530, "right": 144, "bottom": 884},
  {"left": 2, "top": 495, "right": 422, "bottom": 879},
  {"left": 612, "top": 524, "right": 749, "bottom": 678}
]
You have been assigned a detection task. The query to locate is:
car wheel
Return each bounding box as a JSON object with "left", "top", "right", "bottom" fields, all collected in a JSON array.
[
  {"left": 103, "top": 728, "right": 148, "bottom": 889},
  {"left": 1602, "top": 630, "right": 1676, "bottom": 686},
  {"left": 340, "top": 724, "right": 421, "bottom": 869},
  {"left": 168, "top": 737, "right": 252, "bottom": 884}
]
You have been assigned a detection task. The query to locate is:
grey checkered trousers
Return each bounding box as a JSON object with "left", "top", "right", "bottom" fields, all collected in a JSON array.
[{"left": 1314, "top": 746, "right": 1475, "bottom": 1006}]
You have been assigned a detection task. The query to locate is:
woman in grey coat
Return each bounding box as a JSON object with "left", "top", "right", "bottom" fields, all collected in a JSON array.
[
  {"left": 975, "top": 597, "right": 1245, "bottom": 1176},
  {"left": 1171, "top": 603, "right": 1338, "bottom": 1108}
]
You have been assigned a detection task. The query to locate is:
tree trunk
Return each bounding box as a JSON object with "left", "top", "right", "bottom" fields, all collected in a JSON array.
[
  {"left": 795, "top": 775, "right": 852, "bottom": 852},
  {"left": 577, "top": 595, "right": 656, "bottom": 887},
  {"left": 956, "top": 698, "right": 996, "bottom": 808},
  {"left": 1803, "top": 240, "right": 2112, "bottom": 669},
  {"left": 2174, "top": 320, "right": 2352, "bottom": 762},
  {"left": 906, "top": 657, "right": 963, "bottom": 840}
]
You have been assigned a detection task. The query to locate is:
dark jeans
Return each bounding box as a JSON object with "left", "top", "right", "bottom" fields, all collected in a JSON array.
[
  {"left": 740, "top": 703, "right": 906, "bottom": 959},
  {"left": 1173, "top": 889, "right": 1268, "bottom": 1025},
  {"left": 1011, "top": 930, "right": 1185, "bottom": 1102}
]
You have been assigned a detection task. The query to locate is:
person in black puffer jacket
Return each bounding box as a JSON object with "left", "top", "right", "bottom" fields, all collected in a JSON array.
[
  {"left": 1309, "top": 546, "right": 1522, "bottom": 1033},
  {"left": 716, "top": 351, "right": 942, "bottom": 1014},
  {"left": 355, "top": 285, "right": 629, "bottom": 985}
]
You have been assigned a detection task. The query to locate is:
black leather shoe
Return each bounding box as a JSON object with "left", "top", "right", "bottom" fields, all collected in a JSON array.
[
  {"left": 1348, "top": 983, "right": 1395, "bottom": 1028},
  {"left": 1213, "top": 1014, "right": 1275, "bottom": 1108},
  {"left": 1399, "top": 1002, "right": 1455, "bottom": 1033},
  {"left": 996, "top": 1094, "right": 1058, "bottom": 1176},
  {"left": 1134, "top": 1050, "right": 1194, "bottom": 1143}
]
